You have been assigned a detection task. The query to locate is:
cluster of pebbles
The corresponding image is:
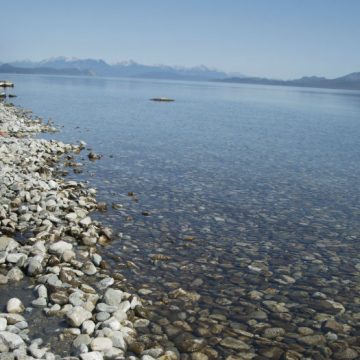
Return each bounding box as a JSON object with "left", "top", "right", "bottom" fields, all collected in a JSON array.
[
  {"left": 100, "top": 200, "right": 360, "bottom": 360},
  {"left": 2, "top": 100, "right": 360, "bottom": 360},
  {"left": 0, "top": 103, "right": 181, "bottom": 360}
]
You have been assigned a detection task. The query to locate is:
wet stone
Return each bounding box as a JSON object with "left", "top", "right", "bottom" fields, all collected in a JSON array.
[
  {"left": 174, "top": 333, "right": 205, "bottom": 353},
  {"left": 333, "top": 348, "right": 358, "bottom": 360},
  {"left": 263, "top": 327, "right": 285, "bottom": 339},
  {"left": 220, "top": 337, "right": 251, "bottom": 351},
  {"left": 298, "top": 334, "right": 326, "bottom": 346}
]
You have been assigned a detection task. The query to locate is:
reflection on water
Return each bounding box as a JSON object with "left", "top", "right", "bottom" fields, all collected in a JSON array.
[{"left": 6, "top": 74, "right": 360, "bottom": 358}]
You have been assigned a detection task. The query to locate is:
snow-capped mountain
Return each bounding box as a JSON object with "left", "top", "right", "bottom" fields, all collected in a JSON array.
[{"left": 7, "top": 57, "right": 229, "bottom": 80}]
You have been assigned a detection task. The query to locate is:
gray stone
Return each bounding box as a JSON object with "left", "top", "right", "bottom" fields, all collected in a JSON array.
[
  {"left": 7, "top": 268, "right": 24, "bottom": 282},
  {"left": 111, "top": 331, "right": 126, "bottom": 350},
  {"left": 73, "top": 334, "right": 91, "bottom": 348},
  {"left": 113, "top": 310, "right": 127, "bottom": 322},
  {"left": 80, "top": 217, "right": 92, "bottom": 227},
  {"left": 27, "top": 257, "right": 43, "bottom": 276},
  {"left": 81, "top": 320, "right": 95, "bottom": 335},
  {"left": 96, "top": 312, "right": 110, "bottom": 322},
  {"left": 91, "top": 254, "right": 102, "bottom": 267},
  {"left": 62, "top": 249, "right": 76, "bottom": 262},
  {"left": 142, "top": 348, "right": 164, "bottom": 358},
  {"left": 0, "top": 236, "right": 19, "bottom": 252},
  {"left": 0, "top": 331, "right": 25, "bottom": 349},
  {"left": 6, "top": 253, "right": 27, "bottom": 266},
  {"left": 333, "top": 348, "right": 358, "bottom": 360},
  {"left": 0, "top": 352, "right": 15, "bottom": 360},
  {"left": 96, "top": 303, "right": 117, "bottom": 313},
  {"left": 36, "top": 285, "right": 48, "bottom": 299},
  {"left": 263, "top": 327, "right": 285, "bottom": 339},
  {"left": 103, "top": 288, "right": 124, "bottom": 306},
  {"left": 49, "top": 241, "right": 73, "bottom": 256},
  {"left": 298, "top": 334, "right": 326, "bottom": 346},
  {"left": 117, "top": 300, "right": 131, "bottom": 313},
  {"left": 82, "top": 262, "right": 97, "bottom": 276},
  {"left": 32, "top": 298, "right": 47, "bottom": 308},
  {"left": 29, "top": 344, "right": 48, "bottom": 359},
  {"left": 69, "top": 292, "right": 86, "bottom": 307},
  {"left": 219, "top": 337, "right": 250, "bottom": 350},
  {"left": 97, "top": 277, "right": 114, "bottom": 291}
]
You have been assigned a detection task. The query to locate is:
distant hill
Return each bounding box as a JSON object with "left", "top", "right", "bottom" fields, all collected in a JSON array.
[
  {"left": 216, "top": 73, "right": 360, "bottom": 91},
  {"left": 0, "top": 63, "right": 92, "bottom": 76},
  {"left": 3, "top": 57, "right": 360, "bottom": 90},
  {"left": 8, "top": 56, "right": 229, "bottom": 80}
]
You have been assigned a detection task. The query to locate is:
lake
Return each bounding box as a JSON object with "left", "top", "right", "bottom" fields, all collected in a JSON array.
[{"left": 5, "top": 74, "right": 360, "bottom": 358}]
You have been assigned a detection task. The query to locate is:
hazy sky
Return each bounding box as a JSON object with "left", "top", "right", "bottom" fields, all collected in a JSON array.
[{"left": 1, "top": 0, "right": 359, "bottom": 79}]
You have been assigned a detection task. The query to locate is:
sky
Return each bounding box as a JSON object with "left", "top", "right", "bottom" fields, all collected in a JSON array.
[{"left": 1, "top": 0, "right": 359, "bottom": 79}]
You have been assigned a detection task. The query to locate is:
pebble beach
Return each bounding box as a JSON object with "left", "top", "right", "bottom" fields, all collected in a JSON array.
[
  {"left": 0, "top": 102, "right": 167, "bottom": 360},
  {"left": 2, "top": 90, "right": 360, "bottom": 360}
]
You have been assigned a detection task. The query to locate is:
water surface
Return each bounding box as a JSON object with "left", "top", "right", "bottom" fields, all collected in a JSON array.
[{"left": 6, "top": 74, "right": 360, "bottom": 358}]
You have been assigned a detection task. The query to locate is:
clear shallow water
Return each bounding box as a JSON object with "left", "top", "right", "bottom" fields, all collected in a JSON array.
[{"left": 5, "top": 74, "right": 360, "bottom": 358}]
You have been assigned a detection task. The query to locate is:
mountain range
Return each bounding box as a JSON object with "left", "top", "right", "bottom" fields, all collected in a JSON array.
[
  {"left": 1, "top": 56, "right": 360, "bottom": 90},
  {"left": 0, "top": 57, "right": 228, "bottom": 80},
  {"left": 216, "top": 73, "right": 360, "bottom": 90}
]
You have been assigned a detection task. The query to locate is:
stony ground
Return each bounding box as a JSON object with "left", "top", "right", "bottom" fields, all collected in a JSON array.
[
  {"left": 2, "top": 101, "right": 360, "bottom": 360},
  {"left": 0, "top": 102, "right": 180, "bottom": 360}
]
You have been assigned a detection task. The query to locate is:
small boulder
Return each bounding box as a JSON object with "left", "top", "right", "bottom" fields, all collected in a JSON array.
[
  {"left": 6, "top": 298, "right": 25, "bottom": 314},
  {"left": 66, "top": 306, "right": 92, "bottom": 327}
]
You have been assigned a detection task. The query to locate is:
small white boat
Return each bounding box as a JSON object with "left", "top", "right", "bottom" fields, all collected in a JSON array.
[
  {"left": 0, "top": 81, "right": 14, "bottom": 88},
  {"left": 150, "top": 97, "right": 175, "bottom": 102}
]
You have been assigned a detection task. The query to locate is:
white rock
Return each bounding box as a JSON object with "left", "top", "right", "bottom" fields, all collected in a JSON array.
[
  {"left": 36, "top": 285, "right": 48, "bottom": 299},
  {"left": 80, "top": 217, "right": 92, "bottom": 227},
  {"left": 97, "top": 277, "right": 114, "bottom": 290},
  {"left": 48, "top": 180, "right": 58, "bottom": 190},
  {"left": 90, "top": 337, "right": 112, "bottom": 351},
  {"left": 103, "top": 318, "right": 121, "bottom": 331},
  {"left": 113, "top": 310, "right": 127, "bottom": 322},
  {"left": 80, "top": 352, "right": 103, "bottom": 360},
  {"left": 103, "top": 288, "right": 124, "bottom": 306},
  {"left": 111, "top": 331, "right": 126, "bottom": 350},
  {"left": 0, "top": 318, "right": 7, "bottom": 331},
  {"left": 82, "top": 262, "right": 97, "bottom": 276},
  {"left": 142, "top": 356, "right": 156, "bottom": 360},
  {"left": 91, "top": 254, "right": 102, "bottom": 266},
  {"left": 117, "top": 301, "right": 131, "bottom": 313},
  {"left": 27, "top": 256, "right": 43, "bottom": 276},
  {"left": 6, "top": 253, "right": 27, "bottom": 266},
  {"left": 49, "top": 241, "right": 73, "bottom": 256},
  {"left": 104, "top": 347, "right": 124, "bottom": 358},
  {"left": 66, "top": 306, "right": 92, "bottom": 327},
  {"left": 0, "top": 331, "right": 25, "bottom": 349},
  {"left": 62, "top": 249, "right": 76, "bottom": 262},
  {"left": 0, "top": 236, "right": 19, "bottom": 252},
  {"left": 65, "top": 212, "right": 78, "bottom": 222},
  {"left": 7, "top": 298, "right": 25, "bottom": 313},
  {"left": 82, "top": 320, "right": 95, "bottom": 335},
  {"left": 29, "top": 343, "right": 48, "bottom": 359},
  {"left": 45, "top": 352, "right": 56, "bottom": 360},
  {"left": 130, "top": 296, "right": 142, "bottom": 309},
  {"left": 7, "top": 267, "right": 24, "bottom": 282}
]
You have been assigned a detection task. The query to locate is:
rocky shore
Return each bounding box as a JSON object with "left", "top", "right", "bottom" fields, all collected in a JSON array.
[
  {"left": 0, "top": 103, "right": 178, "bottom": 360},
  {"left": 2, "top": 100, "right": 360, "bottom": 360}
]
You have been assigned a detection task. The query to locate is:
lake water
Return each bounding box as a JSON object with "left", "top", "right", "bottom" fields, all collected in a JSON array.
[{"left": 5, "top": 74, "right": 360, "bottom": 358}]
